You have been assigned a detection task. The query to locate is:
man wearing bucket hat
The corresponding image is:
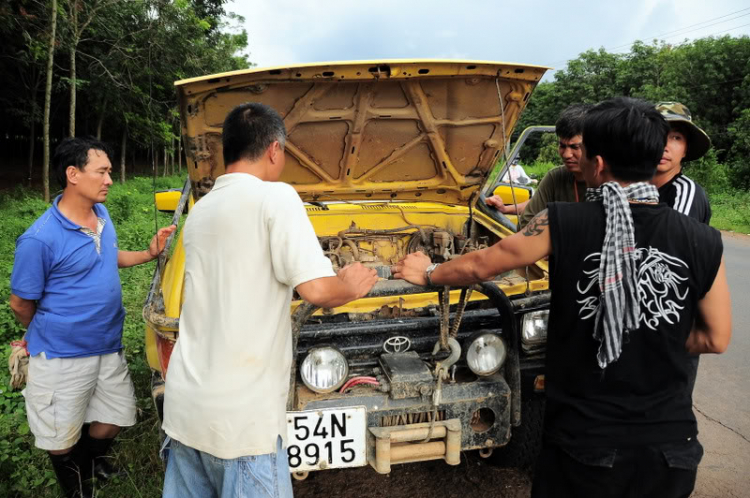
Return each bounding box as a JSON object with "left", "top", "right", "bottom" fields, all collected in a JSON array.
[{"left": 653, "top": 102, "right": 712, "bottom": 224}]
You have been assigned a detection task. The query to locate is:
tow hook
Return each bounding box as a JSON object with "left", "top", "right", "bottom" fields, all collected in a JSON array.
[
  {"left": 433, "top": 337, "right": 461, "bottom": 379},
  {"left": 432, "top": 338, "right": 461, "bottom": 406}
]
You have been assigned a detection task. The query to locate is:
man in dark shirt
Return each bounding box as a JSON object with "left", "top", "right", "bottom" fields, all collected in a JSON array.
[
  {"left": 395, "top": 97, "right": 731, "bottom": 498},
  {"left": 485, "top": 104, "right": 590, "bottom": 228},
  {"left": 653, "top": 101, "right": 712, "bottom": 224}
]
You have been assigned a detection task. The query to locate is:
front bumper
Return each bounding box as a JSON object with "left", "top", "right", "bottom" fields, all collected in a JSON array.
[
  {"left": 151, "top": 370, "right": 512, "bottom": 473},
  {"left": 294, "top": 373, "right": 511, "bottom": 473}
]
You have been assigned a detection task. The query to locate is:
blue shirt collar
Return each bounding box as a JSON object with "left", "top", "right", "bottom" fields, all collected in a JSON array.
[{"left": 51, "top": 195, "right": 107, "bottom": 231}]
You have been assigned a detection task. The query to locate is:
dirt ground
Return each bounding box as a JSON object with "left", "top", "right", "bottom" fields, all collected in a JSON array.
[{"left": 292, "top": 452, "right": 531, "bottom": 498}]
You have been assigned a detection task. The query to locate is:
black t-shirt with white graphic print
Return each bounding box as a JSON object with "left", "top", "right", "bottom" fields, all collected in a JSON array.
[
  {"left": 658, "top": 172, "right": 711, "bottom": 224},
  {"left": 545, "top": 201, "right": 722, "bottom": 448}
]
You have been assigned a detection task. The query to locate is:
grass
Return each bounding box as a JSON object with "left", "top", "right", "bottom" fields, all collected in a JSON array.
[
  {"left": 0, "top": 175, "right": 185, "bottom": 497},
  {"left": 522, "top": 161, "right": 557, "bottom": 182},
  {"left": 709, "top": 190, "right": 750, "bottom": 234}
]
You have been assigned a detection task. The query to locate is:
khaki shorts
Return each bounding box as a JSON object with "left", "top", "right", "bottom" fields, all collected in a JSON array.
[{"left": 22, "top": 351, "right": 137, "bottom": 451}]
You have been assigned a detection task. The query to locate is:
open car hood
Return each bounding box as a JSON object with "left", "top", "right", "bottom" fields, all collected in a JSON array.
[{"left": 176, "top": 60, "right": 548, "bottom": 204}]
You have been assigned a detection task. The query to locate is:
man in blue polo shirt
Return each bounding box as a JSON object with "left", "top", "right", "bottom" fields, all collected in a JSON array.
[{"left": 9, "top": 137, "right": 176, "bottom": 498}]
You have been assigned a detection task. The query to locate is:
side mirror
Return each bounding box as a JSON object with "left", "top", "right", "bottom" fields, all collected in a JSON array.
[
  {"left": 492, "top": 185, "right": 533, "bottom": 204},
  {"left": 155, "top": 189, "right": 182, "bottom": 213}
]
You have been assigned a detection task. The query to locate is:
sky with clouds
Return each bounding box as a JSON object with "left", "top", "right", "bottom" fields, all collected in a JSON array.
[{"left": 226, "top": 0, "right": 750, "bottom": 81}]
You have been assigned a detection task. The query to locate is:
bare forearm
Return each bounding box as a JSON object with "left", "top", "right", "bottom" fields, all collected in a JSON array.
[
  {"left": 297, "top": 276, "right": 358, "bottom": 309},
  {"left": 9, "top": 296, "right": 36, "bottom": 328},
  {"left": 117, "top": 250, "right": 155, "bottom": 268},
  {"left": 685, "top": 259, "right": 731, "bottom": 355},
  {"left": 430, "top": 225, "right": 548, "bottom": 286},
  {"left": 312, "top": 284, "right": 358, "bottom": 308},
  {"left": 429, "top": 249, "right": 498, "bottom": 287},
  {"left": 395, "top": 212, "right": 551, "bottom": 288},
  {"left": 686, "top": 322, "right": 729, "bottom": 354}
]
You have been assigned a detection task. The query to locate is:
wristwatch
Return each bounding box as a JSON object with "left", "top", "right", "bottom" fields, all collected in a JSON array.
[{"left": 425, "top": 263, "right": 440, "bottom": 286}]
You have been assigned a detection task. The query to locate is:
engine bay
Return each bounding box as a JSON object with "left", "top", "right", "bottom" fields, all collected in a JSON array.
[{"left": 319, "top": 221, "right": 491, "bottom": 277}]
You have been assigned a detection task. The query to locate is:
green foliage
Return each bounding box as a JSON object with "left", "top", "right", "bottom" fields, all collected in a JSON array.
[
  {"left": 535, "top": 133, "right": 560, "bottom": 165},
  {"left": 519, "top": 35, "right": 750, "bottom": 169},
  {"left": 0, "top": 175, "right": 184, "bottom": 497},
  {"left": 0, "top": 0, "right": 251, "bottom": 162},
  {"left": 728, "top": 160, "right": 750, "bottom": 192},
  {"left": 684, "top": 149, "right": 730, "bottom": 195},
  {"left": 513, "top": 34, "right": 750, "bottom": 233}
]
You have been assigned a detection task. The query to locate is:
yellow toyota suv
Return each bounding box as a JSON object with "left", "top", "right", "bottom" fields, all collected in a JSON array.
[{"left": 144, "top": 60, "right": 551, "bottom": 479}]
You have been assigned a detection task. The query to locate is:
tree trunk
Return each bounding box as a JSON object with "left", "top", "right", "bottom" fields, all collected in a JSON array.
[
  {"left": 120, "top": 127, "right": 127, "bottom": 184},
  {"left": 68, "top": 0, "right": 78, "bottom": 138},
  {"left": 163, "top": 146, "right": 168, "bottom": 177},
  {"left": 178, "top": 122, "right": 182, "bottom": 174},
  {"left": 27, "top": 104, "right": 37, "bottom": 185},
  {"left": 170, "top": 135, "right": 175, "bottom": 174},
  {"left": 96, "top": 100, "right": 107, "bottom": 140},
  {"left": 43, "top": 0, "right": 58, "bottom": 203},
  {"left": 69, "top": 38, "right": 77, "bottom": 136}
]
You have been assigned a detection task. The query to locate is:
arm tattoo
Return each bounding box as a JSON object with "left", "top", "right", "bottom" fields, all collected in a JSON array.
[{"left": 522, "top": 210, "right": 549, "bottom": 237}]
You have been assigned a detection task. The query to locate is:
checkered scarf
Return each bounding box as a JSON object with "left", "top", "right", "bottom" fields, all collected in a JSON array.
[{"left": 585, "top": 182, "right": 659, "bottom": 368}]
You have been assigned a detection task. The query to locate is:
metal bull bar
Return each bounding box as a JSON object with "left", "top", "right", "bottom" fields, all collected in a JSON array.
[{"left": 289, "top": 280, "right": 535, "bottom": 427}]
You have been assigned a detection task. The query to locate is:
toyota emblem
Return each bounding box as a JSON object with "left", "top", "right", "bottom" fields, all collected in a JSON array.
[{"left": 383, "top": 336, "right": 411, "bottom": 353}]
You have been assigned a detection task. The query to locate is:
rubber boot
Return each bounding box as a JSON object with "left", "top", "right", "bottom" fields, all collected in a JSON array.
[
  {"left": 48, "top": 452, "right": 93, "bottom": 498},
  {"left": 80, "top": 431, "right": 126, "bottom": 481}
]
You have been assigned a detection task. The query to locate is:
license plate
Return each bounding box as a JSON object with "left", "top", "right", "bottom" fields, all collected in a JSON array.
[{"left": 286, "top": 406, "right": 367, "bottom": 472}]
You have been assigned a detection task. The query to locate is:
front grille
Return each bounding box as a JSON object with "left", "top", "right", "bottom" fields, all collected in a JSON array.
[{"left": 381, "top": 410, "right": 446, "bottom": 427}]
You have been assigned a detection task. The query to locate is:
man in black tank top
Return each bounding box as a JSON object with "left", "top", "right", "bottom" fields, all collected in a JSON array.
[{"left": 394, "top": 97, "right": 732, "bottom": 498}]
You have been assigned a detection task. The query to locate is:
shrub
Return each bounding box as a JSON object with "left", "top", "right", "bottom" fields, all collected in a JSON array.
[{"left": 684, "top": 149, "right": 730, "bottom": 195}]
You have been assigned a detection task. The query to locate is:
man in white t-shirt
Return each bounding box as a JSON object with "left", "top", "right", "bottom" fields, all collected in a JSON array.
[
  {"left": 161, "top": 103, "right": 378, "bottom": 498},
  {"left": 500, "top": 160, "right": 534, "bottom": 185}
]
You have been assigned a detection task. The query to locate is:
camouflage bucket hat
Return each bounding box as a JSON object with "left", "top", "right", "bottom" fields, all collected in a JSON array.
[{"left": 655, "top": 102, "right": 711, "bottom": 162}]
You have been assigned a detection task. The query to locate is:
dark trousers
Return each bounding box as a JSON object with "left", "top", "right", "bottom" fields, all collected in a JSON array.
[{"left": 531, "top": 439, "right": 703, "bottom": 498}]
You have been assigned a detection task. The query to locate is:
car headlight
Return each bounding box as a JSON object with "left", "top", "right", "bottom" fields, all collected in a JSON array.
[
  {"left": 521, "top": 310, "right": 549, "bottom": 347},
  {"left": 466, "top": 334, "right": 507, "bottom": 376},
  {"left": 300, "top": 347, "right": 349, "bottom": 393}
]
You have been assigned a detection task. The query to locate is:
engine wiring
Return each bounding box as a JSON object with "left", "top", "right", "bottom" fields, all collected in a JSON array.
[{"left": 340, "top": 376, "right": 380, "bottom": 393}]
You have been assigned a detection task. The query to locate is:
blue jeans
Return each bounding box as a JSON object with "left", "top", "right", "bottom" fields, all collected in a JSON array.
[{"left": 162, "top": 436, "right": 293, "bottom": 498}]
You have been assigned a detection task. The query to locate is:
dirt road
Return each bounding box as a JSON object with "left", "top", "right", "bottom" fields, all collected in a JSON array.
[{"left": 293, "top": 452, "right": 530, "bottom": 498}]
